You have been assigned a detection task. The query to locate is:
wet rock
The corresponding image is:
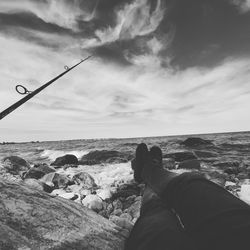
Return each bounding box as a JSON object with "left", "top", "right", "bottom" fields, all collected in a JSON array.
[
  {"left": 82, "top": 194, "right": 103, "bottom": 212},
  {"left": 40, "top": 172, "right": 70, "bottom": 189},
  {"left": 0, "top": 179, "right": 127, "bottom": 249},
  {"left": 123, "top": 195, "right": 137, "bottom": 210},
  {"left": 24, "top": 163, "right": 55, "bottom": 180},
  {"left": 1, "top": 156, "right": 30, "bottom": 175},
  {"left": 72, "top": 172, "right": 97, "bottom": 189},
  {"left": 181, "top": 137, "right": 213, "bottom": 147},
  {"left": 164, "top": 152, "right": 197, "bottom": 162},
  {"left": 79, "top": 150, "right": 131, "bottom": 165},
  {"left": 162, "top": 158, "right": 176, "bottom": 170},
  {"left": 178, "top": 159, "right": 201, "bottom": 170},
  {"left": 51, "top": 154, "right": 78, "bottom": 167}
]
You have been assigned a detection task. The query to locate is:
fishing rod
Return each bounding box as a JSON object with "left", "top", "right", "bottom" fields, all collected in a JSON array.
[{"left": 0, "top": 56, "right": 92, "bottom": 120}]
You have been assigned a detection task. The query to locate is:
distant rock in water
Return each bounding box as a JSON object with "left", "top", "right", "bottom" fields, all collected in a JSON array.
[
  {"left": 51, "top": 154, "right": 78, "bottom": 167},
  {"left": 79, "top": 150, "right": 131, "bottom": 165},
  {"left": 0, "top": 179, "right": 128, "bottom": 250},
  {"left": 178, "top": 159, "right": 201, "bottom": 170},
  {"left": 24, "top": 163, "right": 55, "bottom": 180},
  {"left": 181, "top": 137, "right": 213, "bottom": 147},
  {"left": 1, "top": 156, "right": 30, "bottom": 175},
  {"left": 164, "top": 151, "right": 197, "bottom": 162}
]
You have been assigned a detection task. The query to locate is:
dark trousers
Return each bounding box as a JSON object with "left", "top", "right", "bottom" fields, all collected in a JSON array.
[{"left": 125, "top": 173, "right": 250, "bottom": 250}]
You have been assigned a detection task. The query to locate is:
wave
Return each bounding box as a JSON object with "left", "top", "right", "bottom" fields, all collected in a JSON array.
[{"left": 40, "top": 149, "right": 89, "bottom": 161}]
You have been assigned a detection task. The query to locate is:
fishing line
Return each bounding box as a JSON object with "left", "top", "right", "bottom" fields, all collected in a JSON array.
[{"left": 0, "top": 56, "right": 92, "bottom": 120}]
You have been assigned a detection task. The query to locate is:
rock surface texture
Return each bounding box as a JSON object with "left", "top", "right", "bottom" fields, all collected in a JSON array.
[{"left": 0, "top": 179, "right": 128, "bottom": 250}]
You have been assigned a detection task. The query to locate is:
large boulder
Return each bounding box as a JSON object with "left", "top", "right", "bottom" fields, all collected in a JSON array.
[
  {"left": 79, "top": 150, "right": 131, "bottom": 165},
  {"left": 24, "top": 163, "right": 55, "bottom": 180},
  {"left": 51, "top": 154, "right": 78, "bottom": 167},
  {"left": 72, "top": 172, "right": 97, "bottom": 190},
  {"left": 0, "top": 179, "right": 128, "bottom": 249},
  {"left": 1, "top": 156, "right": 30, "bottom": 175},
  {"left": 164, "top": 152, "right": 197, "bottom": 162},
  {"left": 181, "top": 137, "right": 213, "bottom": 147}
]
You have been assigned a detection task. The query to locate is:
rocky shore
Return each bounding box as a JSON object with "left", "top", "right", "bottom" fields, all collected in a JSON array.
[{"left": 1, "top": 137, "right": 250, "bottom": 249}]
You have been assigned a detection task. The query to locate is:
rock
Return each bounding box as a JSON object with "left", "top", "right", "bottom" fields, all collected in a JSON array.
[
  {"left": 106, "top": 203, "right": 114, "bottom": 216},
  {"left": 113, "top": 199, "right": 123, "bottom": 210},
  {"left": 194, "top": 150, "right": 217, "bottom": 158},
  {"left": 79, "top": 150, "right": 131, "bottom": 165},
  {"left": 66, "top": 184, "right": 83, "bottom": 194},
  {"left": 79, "top": 188, "right": 92, "bottom": 197},
  {"left": 123, "top": 195, "right": 137, "bottom": 210},
  {"left": 127, "top": 200, "right": 141, "bottom": 219},
  {"left": 162, "top": 158, "right": 176, "bottom": 170},
  {"left": 120, "top": 213, "right": 133, "bottom": 221},
  {"left": 164, "top": 152, "right": 197, "bottom": 162},
  {"left": 224, "top": 167, "right": 241, "bottom": 175},
  {"left": 109, "top": 216, "right": 134, "bottom": 231},
  {"left": 59, "top": 192, "right": 79, "bottom": 201},
  {"left": 0, "top": 179, "right": 127, "bottom": 249},
  {"left": 82, "top": 194, "right": 103, "bottom": 212},
  {"left": 24, "top": 163, "right": 55, "bottom": 180},
  {"left": 72, "top": 172, "right": 97, "bottom": 189},
  {"left": 51, "top": 154, "right": 78, "bottom": 167},
  {"left": 1, "top": 156, "right": 30, "bottom": 175},
  {"left": 112, "top": 183, "right": 141, "bottom": 200},
  {"left": 204, "top": 171, "right": 227, "bottom": 187},
  {"left": 239, "top": 184, "right": 250, "bottom": 205},
  {"left": 97, "top": 189, "right": 113, "bottom": 200},
  {"left": 181, "top": 137, "right": 213, "bottom": 147},
  {"left": 178, "top": 159, "right": 201, "bottom": 170},
  {"left": 23, "top": 178, "right": 43, "bottom": 191},
  {"left": 40, "top": 172, "right": 70, "bottom": 189},
  {"left": 237, "top": 173, "right": 249, "bottom": 180},
  {"left": 112, "top": 209, "right": 123, "bottom": 216}
]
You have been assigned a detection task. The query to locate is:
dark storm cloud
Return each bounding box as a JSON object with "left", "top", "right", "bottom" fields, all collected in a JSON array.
[
  {"left": 162, "top": 0, "right": 250, "bottom": 69},
  {"left": 1, "top": 0, "right": 250, "bottom": 69}
]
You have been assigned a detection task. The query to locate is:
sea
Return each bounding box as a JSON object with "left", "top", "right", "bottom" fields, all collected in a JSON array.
[{"left": 1, "top": 131, "right": 250, "bottom": 166}]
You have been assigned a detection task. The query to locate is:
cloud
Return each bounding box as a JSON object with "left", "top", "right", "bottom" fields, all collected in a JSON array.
[
  {"left": 80, "top": 0, "right": 165, "bottom": 49},
  {"left": 0, "top": 0, "right": 97, "bottom": 30},
  {"left": 231, "top": 0, "right": 250, "bottom": 12}
]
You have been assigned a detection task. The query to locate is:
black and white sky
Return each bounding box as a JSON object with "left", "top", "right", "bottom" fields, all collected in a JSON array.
[{"left": 0, "top": 0, "right": 250, "bottom": 141}]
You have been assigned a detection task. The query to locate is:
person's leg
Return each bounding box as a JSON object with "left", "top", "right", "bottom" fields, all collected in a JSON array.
[
  {"left": 140, "top": 144, "right": 250, "bottom": 250},
  {"left": 125, "top": 186, "right": 196, "bottom": 250}
]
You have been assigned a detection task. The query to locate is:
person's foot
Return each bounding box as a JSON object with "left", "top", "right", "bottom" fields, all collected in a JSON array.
[
  {"left": 131, "top": 143, "right": 148, "bottom": 183},
  {"left": 132, "top": 143, "right": 179, "bottom": 196}
]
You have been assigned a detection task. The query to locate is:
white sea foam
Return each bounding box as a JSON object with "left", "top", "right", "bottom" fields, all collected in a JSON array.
[
  {"left": 40, "top": 149, "right": 89, "bottom": 161},
  {"left": 57, "top": 162, "right": 134, "bottom": 189}
]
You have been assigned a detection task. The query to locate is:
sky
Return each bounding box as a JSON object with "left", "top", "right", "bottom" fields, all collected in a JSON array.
[{"left": 0, "top": 0, "right": 250, "bottom": 142}]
